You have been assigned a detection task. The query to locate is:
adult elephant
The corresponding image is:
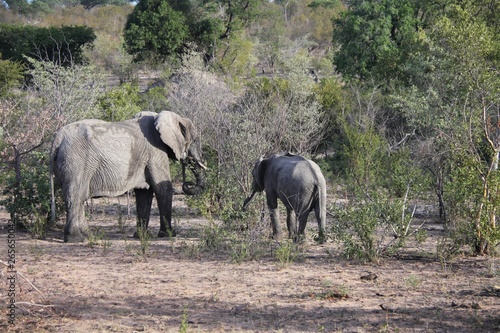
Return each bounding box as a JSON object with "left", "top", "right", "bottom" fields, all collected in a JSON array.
[
  {"left": 50, "top": 111, "right": 206, "bottom": 243},
  {"left": 243, "top": 153, "right": 327, "bottom": 243}
]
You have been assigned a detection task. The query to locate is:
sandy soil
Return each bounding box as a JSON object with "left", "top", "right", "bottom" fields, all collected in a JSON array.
[{"left": 1, "top": 195, "right": 499, "bottom": 333}]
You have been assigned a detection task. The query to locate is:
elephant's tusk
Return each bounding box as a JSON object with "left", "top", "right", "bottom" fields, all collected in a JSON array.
[{"left": 197, "top": 161, "right": 208, "bottom": 170}]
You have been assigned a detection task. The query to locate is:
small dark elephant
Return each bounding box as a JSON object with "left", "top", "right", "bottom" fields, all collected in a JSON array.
[
  {"left": 243, "top": 154, "right": 327, "bottom": 242},
  {"left": 50, "top": 111, "right": 206, "bottom": 243}
]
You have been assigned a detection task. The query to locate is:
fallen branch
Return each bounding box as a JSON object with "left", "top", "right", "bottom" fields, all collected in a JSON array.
[
  {"left": 15, "top": 302, "right": 55, "bottom": 308},
  {"left": 0, "top": 260, "right": 48, "bottom": 301}
]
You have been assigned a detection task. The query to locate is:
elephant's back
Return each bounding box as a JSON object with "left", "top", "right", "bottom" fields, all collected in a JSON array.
[{"left": 273, "top": 156, "right": 319, "bottom": 198}]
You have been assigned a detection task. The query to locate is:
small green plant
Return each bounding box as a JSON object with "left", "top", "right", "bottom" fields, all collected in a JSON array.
[
  {"left": 199, "top": 223, "right": 228, "bottom": 252},
  {"left": 436, "top": 234, "right": 463, "bottom": 270},
  {"left": 29, "top": 241, "right": 45, "bottom": 261},
  {"left": 230, "top": 238, "right": 251, "bottom": 263},
  {"left": 136, "top": 224, "right": 152, "bottom": 255},
  {"left": 117, "top": 207, "right": 127, "bottom": 234},
  {"left": 97, "top": 82, "right": 141, "bottom": 121},
  {"left": 180, "top": 241, "right": 201, "bottom": 259},
  {"left": 405, "top": 275, "right": 422, "bottom": 289},
  {"left": 314, "top": 284, "right": 350, "bottom": 301},
  {"left": 28, "top": 207, "right": 48, "bottom": 239},
  {"left": 275, "top": 240, "right": 301, "bottom": 268},
  {"left": 179, "top": 307, "right": 189, "bottom": 333},
  {"left": 87, "top": 227, "right": 105, "bottom": 248},
  {"left": 102, "top": 238, "right": 112, "bottom": 254}
]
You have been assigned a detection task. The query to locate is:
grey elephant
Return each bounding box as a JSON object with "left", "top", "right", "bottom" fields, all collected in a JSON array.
[
  {"left": 243, "top": 153, "right": 327, "bottom": 242},
  {"left": 50, "top": 111, "right": 205, "bottom": 243}
]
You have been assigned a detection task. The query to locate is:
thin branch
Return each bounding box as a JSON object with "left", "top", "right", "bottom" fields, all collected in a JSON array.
[{"left": 0, "top": 260, "right": 47, "bottom": 301}]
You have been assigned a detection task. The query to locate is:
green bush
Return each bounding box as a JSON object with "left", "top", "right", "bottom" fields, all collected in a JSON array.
[
  {"left": 445, "top": 150, "right": 500, "bottom": 255},
  {"left": 97, "top": 82, "right": 141, "bottom": 121},
  {"left": 331, "top": 121, "right": 429, "bottom": 262},
  {"left": 0, "top": 151, "right": 61, "bottom": 238},
  {"left": 0, "top": 58, "right": 24, "bottom": 97},
  {"left": 0, "top": 24, "right": 96, "bottom": 67}
]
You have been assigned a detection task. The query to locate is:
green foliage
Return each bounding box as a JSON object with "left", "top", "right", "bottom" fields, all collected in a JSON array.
[
  {"left": 218, "top": 32, "right": 257, "bottom": 77},
  {"left": 4, "top": 0, "right": 61, "bottom": 16},
  {"left": 0, "top": 58, "right": 24, "bottom": 97},
  {"left": 136, "top": 224, "right": 151, "bottom": 255},
  {"left": 179, "top": 307, "right": 189, "bottom": 333},
  {"left": 139, "top": 86, "right": 170, "bottom": 113},
  {"left": 275, "top": 239, "right": 302, "bottom": 268},
  {"left": 394, "top": 4, "right": 500, "bottom": 255},
  {"left": 332, "top": 0, "right": 419, "bottom": 82},
  {"left": 332, "top": 121, "right": 428, "bottom": 262},
  {"left": 97, "top": 82, "right": 141, "bottom": 121},
  {"left": 81, "top": 0, "right": 130, "bottom": 10},
  {"left": 189, "top": 17, "right": 225, "bottom": 59},
  {"left": 198, "top": 223, "right": 229, "bottom": 252},
  {"left": 123, "top": 0, "right": 188, "bottom": 63},
  {"left": 0, "top": 24, "right": 96, "bottom": 67},
  {"left": 308, "top": 0, "right": 340, "bottom": 9},
  {"left": 445, "top": 151, "right": 500, "bottom": 255},
  {"left": 0, "top": 151, "right": 59, "bottom": 237}
]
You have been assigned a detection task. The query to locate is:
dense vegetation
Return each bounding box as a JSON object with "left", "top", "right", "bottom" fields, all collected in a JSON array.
[{"left": 0, "top": 0, "right": 498, "bottom": 261}]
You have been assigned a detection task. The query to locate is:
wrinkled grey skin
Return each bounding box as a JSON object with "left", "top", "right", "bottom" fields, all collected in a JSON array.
[
  {"left": 243, "top": 154, "right": 327, "bottom": 242},
  {"left": 50, "top": 111, "right": 205, "bottom": 243}
]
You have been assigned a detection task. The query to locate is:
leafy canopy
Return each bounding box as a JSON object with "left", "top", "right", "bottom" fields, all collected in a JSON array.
[
  {"left": 0, "top": 24, "right": 96, "bottom": 67},
  {"left": 332, "top": 0, "right": 419, "bottom": 82},
  {"left": 123, "top": 0, "right": 189, "bottom": 63}
]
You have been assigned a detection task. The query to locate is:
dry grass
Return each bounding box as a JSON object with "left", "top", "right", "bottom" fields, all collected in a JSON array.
[{"left": 1, "top": 195, "right": 499, "bottom": 333}]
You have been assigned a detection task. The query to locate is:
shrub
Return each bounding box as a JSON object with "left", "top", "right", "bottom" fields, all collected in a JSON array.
[
  {"left": 0, "top": 151, "right": 62, "bottom": 237},
  {"left": 0, "top": 58, "right": 24, "bottom": 97},
  {"left": 97, "top": 82, "right": 141, "bottom": 121},
  {"left": 0, "top": 24, "right": 96, "bottom": 68},
  {"left": 331, "top": 121, "right": 429, "bottom": 262}
]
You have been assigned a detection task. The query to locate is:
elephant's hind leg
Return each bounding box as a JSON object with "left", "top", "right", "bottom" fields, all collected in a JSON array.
[
  {"left": 267, "top": 197, "right": 283, "bottom": 240},
  {"left": 295, "top": 212, "right": 309, "bottom": 243},
  {"left": 314, "top": 201, "right": 326, "bottom": 243},
  {"left": 134, "top": 188, "right": 154, "bottom": 238},
  {"left": 286, "top": 208, "right": 297, "bottom": 240},
  {"left": 64, "top": 200, "right": 87, "bottom": 243}
]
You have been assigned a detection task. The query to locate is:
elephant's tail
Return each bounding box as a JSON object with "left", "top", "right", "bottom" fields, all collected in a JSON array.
[
  {"left": 49, "top": 138, "right": 60, "bottom": 225},
  {"left": 50, "top": 153, "right": 56, "bottom": 225}
]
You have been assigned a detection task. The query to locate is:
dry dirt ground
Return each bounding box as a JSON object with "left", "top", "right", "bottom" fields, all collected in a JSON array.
[{"left": 1, "top": 194, "right": 499, "bottom": 333}]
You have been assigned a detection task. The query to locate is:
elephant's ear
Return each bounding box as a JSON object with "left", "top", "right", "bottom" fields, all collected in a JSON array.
[{"left": 155, "top": 111, "right": 193, "bottom": 160}]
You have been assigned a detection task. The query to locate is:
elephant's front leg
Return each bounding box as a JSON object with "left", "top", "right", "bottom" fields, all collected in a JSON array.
[
  {"left": 134, "top": 188, "right": 154, "bottom": 238},
  {"left": 286, "top": 208, "right": 297, "bottom": 240},
  {"left": 156, "top": 183, "right": 175, "bottom": 237}
]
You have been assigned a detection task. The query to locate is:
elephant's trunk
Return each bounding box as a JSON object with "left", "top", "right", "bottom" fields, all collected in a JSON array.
[{"left": 182, "top": 159, "right": 206, "bottom": 195}]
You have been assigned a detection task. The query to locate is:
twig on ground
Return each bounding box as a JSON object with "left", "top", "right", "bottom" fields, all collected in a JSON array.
[{"left": 0, "top": 260, "right": 48, "bottom": 301}]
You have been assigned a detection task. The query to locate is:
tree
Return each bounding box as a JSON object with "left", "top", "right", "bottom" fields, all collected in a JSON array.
[
  {"left": 394, "top": 5, "right": 500, "bottom": 254},
  {"left": 332, "top": 0, "right": 420, "bottom": 83},
  {"left": 80, "top": 0, "right": 129, "bottom": 10},
  {"left": 123, "top": 0, "right": 189, "bottom": 63}
]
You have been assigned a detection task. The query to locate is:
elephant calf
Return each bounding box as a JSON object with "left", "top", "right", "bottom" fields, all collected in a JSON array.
[{"left": 243, "top": 153, "right": 327, "bottom": 242}]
